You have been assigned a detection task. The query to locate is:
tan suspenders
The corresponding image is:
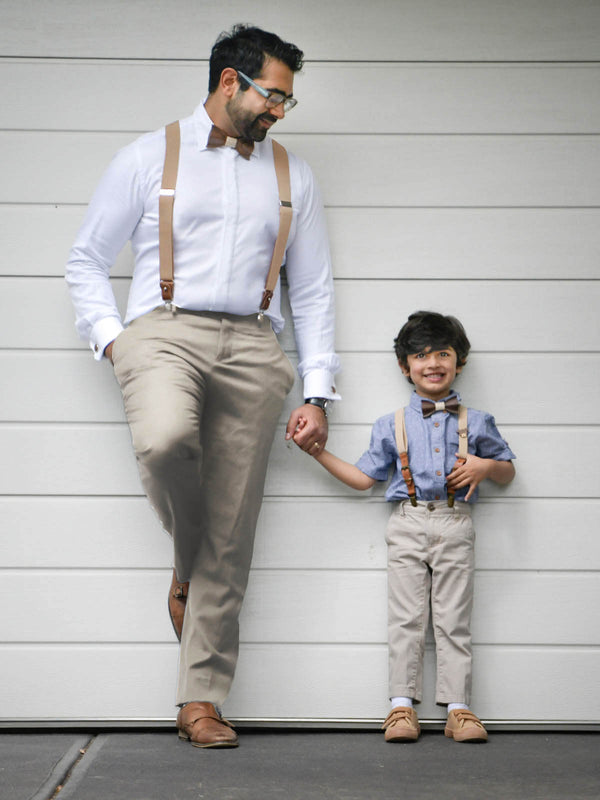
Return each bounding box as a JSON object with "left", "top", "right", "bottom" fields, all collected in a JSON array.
[
  {"left": 158, "top": 120, "right": 292, "bottom": 313},
  {"left": 394, "top": 407, "right": 418, "bottom": 506},
  {"left": 394, "top": 405, "right": 468, "bottom": 507},
  {"left": 159, "top": 121, "right": 180, "bottom": 303}
]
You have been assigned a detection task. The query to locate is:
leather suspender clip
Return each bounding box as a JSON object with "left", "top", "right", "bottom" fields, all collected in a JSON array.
[
  {"left": 160, "top": 279, "right": 174, "bottom": 301},
  {"left": 259, "top": 289, "right": 274, "bottom": 311}
]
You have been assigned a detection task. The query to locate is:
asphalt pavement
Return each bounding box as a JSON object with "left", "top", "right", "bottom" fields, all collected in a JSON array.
[{"left": 2, "top": 728, "right": 599, "bottom": 800}]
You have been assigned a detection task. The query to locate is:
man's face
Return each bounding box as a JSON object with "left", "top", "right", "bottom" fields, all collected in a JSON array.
[
  {"left": 225, "top": 58, "right": 294, "bottom": 141},
  {"left": 400, "top": 346, "right": 462, "bottom": 401}
]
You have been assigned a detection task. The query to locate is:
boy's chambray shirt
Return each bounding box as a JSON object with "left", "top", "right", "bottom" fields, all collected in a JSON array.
[{"left": 355, "top": 391, "right": 515, "bottom": 504}]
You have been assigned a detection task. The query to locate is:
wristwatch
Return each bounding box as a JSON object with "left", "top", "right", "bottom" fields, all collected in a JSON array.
[{"left": 304, "top": 397, "right": 329, "bottom": 417}]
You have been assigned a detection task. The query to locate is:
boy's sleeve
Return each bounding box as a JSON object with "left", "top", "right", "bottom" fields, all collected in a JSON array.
[
  {"left": 475, "top": 413, "right": 516, "bottom": 461},
  {"left": 355, "top": 416, "right": 397, "bottom": 480}
]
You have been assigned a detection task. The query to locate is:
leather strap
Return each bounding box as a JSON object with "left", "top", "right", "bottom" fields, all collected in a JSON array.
[
  {"left": 158, "top": 122, "right": 292, "bottom": 312},
  {"left": 447, "top": 404, "right": 468, "bottom": 507},
  {"left": 159, "top": 121, "right": 181, "bottom": 302},
  {"left": 394, "top": 408, "right": 417, "bottom": 507}
]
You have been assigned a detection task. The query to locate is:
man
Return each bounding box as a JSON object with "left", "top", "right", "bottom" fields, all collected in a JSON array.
[{"left": 66, "top": 25, "right": 339, "bottom": 748}]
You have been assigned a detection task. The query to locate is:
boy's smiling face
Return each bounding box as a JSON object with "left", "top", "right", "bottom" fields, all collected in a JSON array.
[{"left": 400, "top": 346, "right": 462, "bottom": 401}]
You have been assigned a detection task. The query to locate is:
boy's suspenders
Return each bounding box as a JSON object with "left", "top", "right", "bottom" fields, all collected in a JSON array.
[
  {"left": 394, "top": 407, "right": 418, "bottom": 507},
  {"left": 394, "top": 405, "right": 468, "bottom": 507},
  {"left": 158, "top": 120, "right": 293, "bottom": 314}
]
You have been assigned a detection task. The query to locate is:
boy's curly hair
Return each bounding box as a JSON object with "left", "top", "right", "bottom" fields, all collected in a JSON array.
[{"left": 394, "top": 311, "right": 471, "bottom": 382}]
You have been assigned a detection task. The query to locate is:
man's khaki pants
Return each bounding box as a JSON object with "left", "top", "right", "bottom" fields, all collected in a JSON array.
[
  {"left": 112, "top": 307, "right": 295, "bottom": 705},
  {"left": 386, "top": 500, "right": 475, "bottom": 706}
]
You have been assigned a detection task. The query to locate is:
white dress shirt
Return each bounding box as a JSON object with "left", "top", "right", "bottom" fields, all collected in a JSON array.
[{"left": 66, "top": 102, "right": 340, "bottom": 399}]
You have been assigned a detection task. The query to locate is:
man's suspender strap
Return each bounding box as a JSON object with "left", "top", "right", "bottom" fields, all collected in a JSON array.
[
  {"left": 159, "top": 121, "right": 181, "bottom": 302},
  {"left": 158, "top": 121, "right": 292, "bottom": 310},
  {"left": 260, "top": 139, "right": 293, "bottom": 313},
  {"left": 394, "top": 405, "right": 468, "bottom": 508}
]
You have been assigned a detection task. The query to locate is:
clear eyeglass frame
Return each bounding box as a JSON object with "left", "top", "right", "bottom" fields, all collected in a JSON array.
[{"left": 237, "top": 70, "right": 298, "bottom": 113}]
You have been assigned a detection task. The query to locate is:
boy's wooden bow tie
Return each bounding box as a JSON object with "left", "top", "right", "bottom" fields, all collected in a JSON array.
[
  {"left": 206, "top": 125, "right": 254, "bottom": 159},
  {"left": 421, "top": 396, "right": 459, "bottom": 417}
]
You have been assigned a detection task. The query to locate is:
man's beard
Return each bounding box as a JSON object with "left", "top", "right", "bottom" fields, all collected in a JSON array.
[{"left": 226, "top": 97, "right": 277, "bottom": 142}]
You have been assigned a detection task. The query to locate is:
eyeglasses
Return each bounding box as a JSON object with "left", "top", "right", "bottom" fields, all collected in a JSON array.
[{"left": 237, "top": 71, "right": 298, "bottom": 113}]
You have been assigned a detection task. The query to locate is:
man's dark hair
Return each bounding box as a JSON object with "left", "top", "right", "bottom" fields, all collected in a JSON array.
[
  {"left": 208, "top": 24, "right": 304, "bottom": 93},
  {"left": 394, "top": 311, "right": 471, "bottom": 381}
]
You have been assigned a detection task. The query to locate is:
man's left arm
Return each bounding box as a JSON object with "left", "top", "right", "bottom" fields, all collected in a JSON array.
[{"left": 283, "top": 157, "right": 340, "bottom": 451}]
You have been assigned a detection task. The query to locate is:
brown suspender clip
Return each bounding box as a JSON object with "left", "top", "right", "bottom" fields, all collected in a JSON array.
[
  {"left": 160, "top": 279, "right": 174, "bottom": 301},
  {"left": 259, "top": 289, "right": 274, "bottom": 311}
]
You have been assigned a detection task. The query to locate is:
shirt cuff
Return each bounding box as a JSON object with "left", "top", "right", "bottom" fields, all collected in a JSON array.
[
  {"left": 90, "top": 316, "right": 124, "bottom": 361},
  {"left": 302, "top": 369, "right": 341, "bottom": 401}
]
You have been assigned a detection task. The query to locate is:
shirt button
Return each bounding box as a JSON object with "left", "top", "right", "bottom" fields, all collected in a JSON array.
[
  {"left": 435, "top": 495, "right": 440, "bottom": 500},
  {"left": 436, "top": 470, "right": 442, "bottom": 476},
  {"left": 435, "top": 447, "right": 440, "bottom": 453},
  {"left": 434, "top": 422, "right": 440, "bottom": 428}
]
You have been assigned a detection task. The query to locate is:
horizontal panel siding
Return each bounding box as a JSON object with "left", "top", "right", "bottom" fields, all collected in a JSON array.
[
  {"left": 2, "top": 0, "right": 599, "bottom": 60},
  {"left": 3, "top": 206, "right": 600, "bottom": 281},
  {"left": 1, "top": 569, "right": 597, "bottom": 645},
  {"left": 1, "top": 352, "right": 599, "bottom": 425},
  {"left": 2, "top": 497, "right": 599, "bottom": 571},
  {"left": 0, "top": 644, "right": 598, "bottom": 722},
  {"left": 5, "top": 132, "right": 600, "bottom": 205},
  {"left": 4, "top": 61, "right": 600, "bottom": 134},
  {"left": 2, "top": 279, "right": 598, "bottom": 352},
  {"left": 0, "top": 425, "right": 595, "bottom": 497}
]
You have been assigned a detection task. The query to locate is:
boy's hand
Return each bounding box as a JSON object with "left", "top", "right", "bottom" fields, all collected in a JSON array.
[{"left": 446, "top": 453, "right": 493, "bottom": 502}]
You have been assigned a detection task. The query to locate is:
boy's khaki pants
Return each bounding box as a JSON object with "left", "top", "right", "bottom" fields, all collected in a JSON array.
[
  {"left": 112, "top": 307, "right": 295, "bottom": 706},
  {"left": 386, "top": 500, "right": 475, "bottom": 705}
]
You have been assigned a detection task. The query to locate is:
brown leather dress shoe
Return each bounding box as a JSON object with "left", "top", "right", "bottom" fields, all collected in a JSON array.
[
  {"left": 168, "top": 569, "right": 189, "bottom": 641},
  {"left": 177, "top": 702, "right": 239, "bottom": 748},
  {"left": 381, "top": 706, "right": 421, "bottom": 742}
]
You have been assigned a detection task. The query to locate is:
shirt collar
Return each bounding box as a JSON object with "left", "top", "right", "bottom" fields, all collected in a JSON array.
[
  {"left": 409, "top": 389, "right": 461, "bottom": 415},
  {"left": 193, "top": 101, "right": 261, "bottom": 160}
]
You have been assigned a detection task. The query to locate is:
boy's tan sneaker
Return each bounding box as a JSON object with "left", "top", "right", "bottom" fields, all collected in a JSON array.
[
  {"left": 382, "top": 706, "right": 421, "bottom": 742},
  {"left": 444, "top": 709, "right": 488, "bottom": 742}
]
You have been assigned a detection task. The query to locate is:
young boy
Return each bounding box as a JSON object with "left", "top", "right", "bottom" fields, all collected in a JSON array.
[{"left": 296, "top": 311, "right": 515, "bottom": 743}]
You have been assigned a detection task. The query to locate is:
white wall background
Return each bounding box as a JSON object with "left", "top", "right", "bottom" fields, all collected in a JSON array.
[{"left": 1, "top": 0, "right": 599, "bottom": 727}]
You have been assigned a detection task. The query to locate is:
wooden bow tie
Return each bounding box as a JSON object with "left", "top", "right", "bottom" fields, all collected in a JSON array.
[
  {"left": 207, "top": 125, "right": 254, "bottom": 159},
  {"left": 421, "top": 396, "right": 460, "bottom": 417}
]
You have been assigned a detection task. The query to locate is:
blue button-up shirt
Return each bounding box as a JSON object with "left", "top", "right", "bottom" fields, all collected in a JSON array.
[{"left": 355, "top": 391, "right": 515, "bottom": 504}]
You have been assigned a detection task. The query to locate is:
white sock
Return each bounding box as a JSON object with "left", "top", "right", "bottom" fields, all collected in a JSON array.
[
  {"left": 391, "top": 696, "right": 413, "bottom": 709},
  {"left": 447, "top": 703, "right": 469, "bottom": 714}
]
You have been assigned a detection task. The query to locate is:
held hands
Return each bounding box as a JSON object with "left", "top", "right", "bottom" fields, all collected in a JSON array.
[{"left": 285, "top": 404, "right": 328, "bottom": 455}]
